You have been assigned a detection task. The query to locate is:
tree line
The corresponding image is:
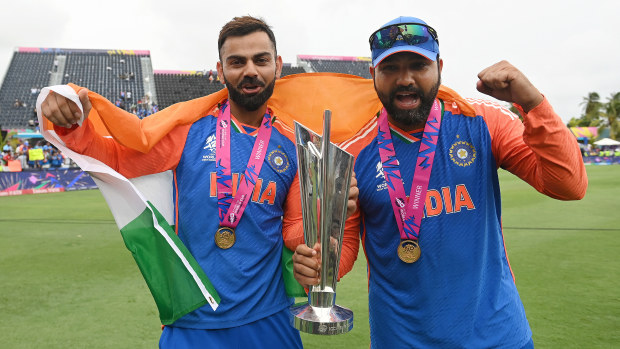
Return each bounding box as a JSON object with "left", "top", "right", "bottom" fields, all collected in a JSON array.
[{"left": 568, "top": 92, "right": 619, "bottom": 140}]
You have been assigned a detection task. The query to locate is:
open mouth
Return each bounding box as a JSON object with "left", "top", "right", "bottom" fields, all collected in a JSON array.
[
  {"left": 394, "top": 91, "right": 420, "bottom": 109},
  {"left": 241, "top": 83, "right": 262, "bottom": 95},
  {"left": 238, "top": 77, "right": 266, "bottom": 96}
]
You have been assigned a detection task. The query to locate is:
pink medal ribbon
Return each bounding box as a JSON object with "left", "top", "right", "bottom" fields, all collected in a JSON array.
[
  {"left": 376, "top": 99, "right": 442, "bottom": 262},
  {"left": 214, "top": 101, "right": 273, "bottom": 249}
]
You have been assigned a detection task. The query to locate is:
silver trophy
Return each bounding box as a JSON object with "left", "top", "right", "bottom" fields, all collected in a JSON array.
[{"left": 290, "top": 110, "right": 354, "bottom": 335}]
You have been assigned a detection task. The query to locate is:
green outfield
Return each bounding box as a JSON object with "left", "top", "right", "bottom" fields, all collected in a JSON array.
[{"left": 1, "top": 166, "right": 618, "bottom": 348}]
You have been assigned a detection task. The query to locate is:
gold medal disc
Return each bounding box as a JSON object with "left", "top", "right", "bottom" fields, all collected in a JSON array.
[
  {"left": 397, "top": 239, "right": 421, "bottom": 263},
  {"left": 215, "top": 227, "right": 236, "bottom": 249}
]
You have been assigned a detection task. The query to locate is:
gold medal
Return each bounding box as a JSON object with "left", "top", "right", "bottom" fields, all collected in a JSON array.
[
  {"left": 215, "top": 227, "right": 236, "bottom": 249},
  {"left": 397, "top": 239, "right": 421, "bottom": 263}
]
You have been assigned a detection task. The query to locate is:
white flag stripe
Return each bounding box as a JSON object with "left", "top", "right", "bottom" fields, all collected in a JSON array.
[
  {"left": 130, "top": 172, "right": 175, "bottom": 226},
  {"left": 90, "top": 174, "right": 148, "bottom": 228},
  {"left": 36, "top": 86, "right": 218, "bottom": 311}
]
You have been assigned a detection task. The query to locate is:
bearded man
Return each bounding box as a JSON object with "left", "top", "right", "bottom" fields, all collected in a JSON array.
[
  {"left": 293, "top": 16, "right": 587, "bottom": 349},
  {"left": 40, "top": 15, "right": 358, "bottom": 349}
]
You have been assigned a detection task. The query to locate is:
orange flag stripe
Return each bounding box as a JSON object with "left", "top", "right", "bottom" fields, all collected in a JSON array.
[{"left": 43, "top": 73, "right": 476, "bottom": 151}]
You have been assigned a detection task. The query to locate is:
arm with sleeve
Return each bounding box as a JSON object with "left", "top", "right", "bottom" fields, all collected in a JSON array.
[{"left": 481, "top": 97, "right": 587, "bottom": 200}]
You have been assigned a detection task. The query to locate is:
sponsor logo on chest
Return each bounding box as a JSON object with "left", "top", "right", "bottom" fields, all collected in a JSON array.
[
  {"left": 375, "top": 161, "right": 387, "bottom": 191},
  {"left": 202, "top": 134, "right": 216, "bottom": 162}
]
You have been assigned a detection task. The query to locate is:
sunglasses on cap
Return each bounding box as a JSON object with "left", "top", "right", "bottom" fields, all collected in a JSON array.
[{"left": 369, "top": 23, "right": 439, "bottom": 50}]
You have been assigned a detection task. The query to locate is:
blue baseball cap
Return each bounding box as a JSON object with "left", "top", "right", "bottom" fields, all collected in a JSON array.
[{"left": 370, "top": 16, "right": 440, "bottom": 67}]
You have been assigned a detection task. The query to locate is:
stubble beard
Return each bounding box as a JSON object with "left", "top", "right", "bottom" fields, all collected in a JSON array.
[{"left": 225, "top": 75, "right": 276, "bottom": 112}]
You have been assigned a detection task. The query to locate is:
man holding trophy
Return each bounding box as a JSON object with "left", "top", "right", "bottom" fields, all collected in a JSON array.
[
  {"left": 293, "top": 16, "right": 587, "bottom": 348},
  {"left": 39, "top": 15, "right": 359, "bottom": 349}
]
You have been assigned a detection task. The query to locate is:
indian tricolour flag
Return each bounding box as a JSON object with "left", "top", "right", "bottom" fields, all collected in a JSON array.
[
  {"left": 34, "top": 75, "right": 458, "bottom": 325},
  {"left": 36, "top": 85, "right": 220, "bottom": 325}
]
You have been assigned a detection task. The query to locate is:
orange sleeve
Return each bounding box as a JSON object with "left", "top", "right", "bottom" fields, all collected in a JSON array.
[
  {"left": 482, "top": 97, "right": 587, "bottom": 200},
  {"left": 335, "top": 137, "right": 370, "bottom": 279},
  {"left": 338, "top": 207, "right": 361, "bottom": 279},
  {"left": 282, "top": 172, "right": 305, "bottom": 250},
  {"left": 55, "top": 119, "right": 191, "bottom": 178}
]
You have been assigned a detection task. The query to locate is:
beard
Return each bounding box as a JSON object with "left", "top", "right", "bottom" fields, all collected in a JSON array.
[
  {"left": 376, "top": 76, "right": 441, "bottom": 128},
  {"left": 225, "top": 75, "right": 276, "bottom": 112}
]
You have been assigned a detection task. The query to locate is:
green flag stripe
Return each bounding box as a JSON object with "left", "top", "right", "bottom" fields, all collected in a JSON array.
[
  {"left": 148, "top": 201, "right": 220, "bottom": 305},
  {"left": 120, "top": 202, "right": 220, "bottom": 325}
]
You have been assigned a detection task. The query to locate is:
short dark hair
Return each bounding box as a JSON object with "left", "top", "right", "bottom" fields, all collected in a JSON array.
[{"left": 218, "top": 16, "right": 277, "bottom": 60}]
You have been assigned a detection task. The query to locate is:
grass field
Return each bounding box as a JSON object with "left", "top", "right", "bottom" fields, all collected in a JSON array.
[{"left": 1, "top": 165, "right": 619, "bottom": 348}]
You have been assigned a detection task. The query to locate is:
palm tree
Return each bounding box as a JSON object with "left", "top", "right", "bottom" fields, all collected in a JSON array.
[
  {"left": 604, "top": 92, "right": 620, "bottom": 140},
  {"left": 581, "top": 92, "right": 601, "bottom": 115},
  {"left": 577, "top": 92, "right": 603, "bottom": 127}
]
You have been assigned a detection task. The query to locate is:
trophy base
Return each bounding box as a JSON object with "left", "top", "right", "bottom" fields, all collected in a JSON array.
[{"left": 290, "top": 302, "right": 353, "bottom": 335}]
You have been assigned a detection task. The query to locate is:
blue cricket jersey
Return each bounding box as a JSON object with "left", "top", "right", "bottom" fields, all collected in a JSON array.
[
  {"left": 171, "top": 110, "right": 299, "bottom": 329},
  {"left": 340, "top": 96, "right": 586, "bottom": 349}
]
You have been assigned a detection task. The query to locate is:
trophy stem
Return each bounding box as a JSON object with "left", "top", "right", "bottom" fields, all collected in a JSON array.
[
  {"left": 319, "top": 110, "right": 331, "bottom": 290},
  {"left": 309, "top": 289, "right": 334, "bottom": 307}
]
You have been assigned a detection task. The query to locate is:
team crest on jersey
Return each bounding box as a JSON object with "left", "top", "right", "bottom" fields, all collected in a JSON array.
[
  {"left": 268, "top": 149, "right": 290, "bottom": 173},
  {"left": 202, "top": 134, "right": 216, "bottom": 161},
  {"left": 449, "top": 140, "right": 477, "bottom": 167}
]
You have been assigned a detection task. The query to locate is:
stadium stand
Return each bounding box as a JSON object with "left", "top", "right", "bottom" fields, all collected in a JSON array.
[
  {"left": 153, "top": 63, "right": 307, "bottom": 109},
  {"left": 297, "top": 55, "right": 372, "bottom": 78},
  {"left": 59, "top": 49, "right": 154, "bottom": 118},
  {"left": 281, "top": 63, "right": 306, "bottom": 77},
  {"left": 0, "top": 49, "right": 56, "bottom": 129},
  {"left": 0, "top": 47, "right": 155, "bottom": 128},
  {"left": 0, "top": 48, "right": 370, "bottom": 129},
  {"left": 154, "top": 70, "right": 224, "bottom": 108}
]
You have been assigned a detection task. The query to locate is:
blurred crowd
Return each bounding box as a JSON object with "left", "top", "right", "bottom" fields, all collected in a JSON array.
[
  {"left": 114, "top": 90, "right": 160, "bottom": 119},
  {"left": 1, "top": 139, "right": 73, "bottom": 171},
  {"left": 579, "top": 143, "right": 620, "bottom": 157}
]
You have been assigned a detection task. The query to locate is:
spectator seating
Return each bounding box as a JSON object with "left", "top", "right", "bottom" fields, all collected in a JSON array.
[
  {"left": 297, "top": 55, "right": 372, "bottom": 78},
  {"left": 0, "top": 50, "right": 56, "bottom": 129},
  {"left": 0, "top": 48, "right": 152, "bottom": 128},
  {"left": 154, "top": 71, "right": 224, "bottom": 109},
  {"left": 0, "top": 49, "right": 371, "bottom": 130},
  {"left": 154, "top": 63, "right": 307, "bottom": 109},
  {"left": 61, "top": 50, "right": 150, "bottom": 118},
  {"left": 281, "top": 64, "right": 306, "bottom": 77}
]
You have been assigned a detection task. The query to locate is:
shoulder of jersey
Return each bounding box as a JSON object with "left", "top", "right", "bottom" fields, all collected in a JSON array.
[
  {"left": 463, "top": 98, "right": 521, "bottom": 122},
  {"left": 271, "top": 116, "right": 296, "bottom": 143},
  {"left": 338, "top": 118, "right": 378, "bottom": 158}
]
